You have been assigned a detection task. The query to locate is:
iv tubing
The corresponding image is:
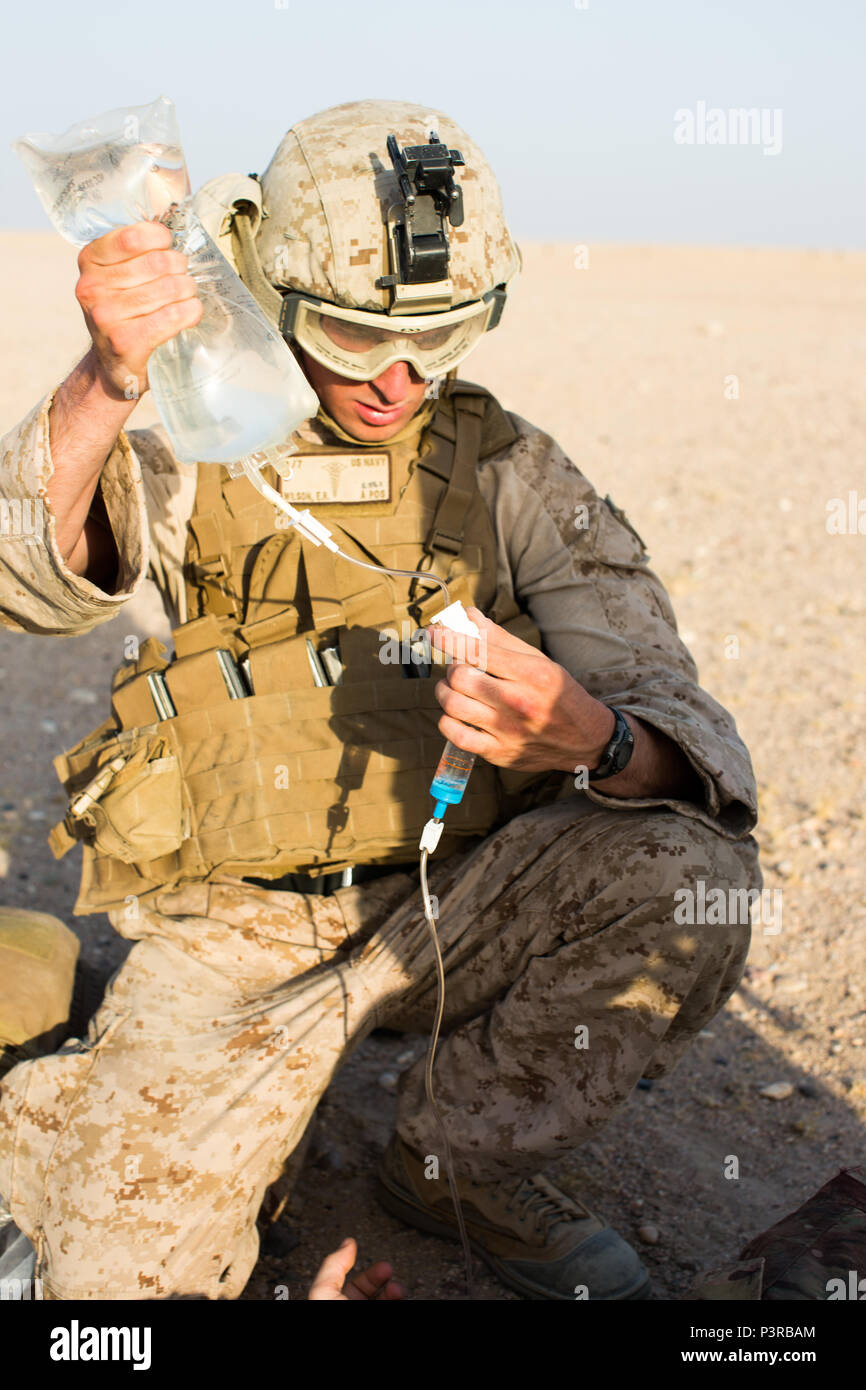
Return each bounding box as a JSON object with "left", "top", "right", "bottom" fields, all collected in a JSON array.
[
  {"left": 420, "top": 841, "right": 476, "bottom": 1300},
  {"left": 241, "top": 456, "right": 451, "bottom": 609},
  {"left": 242, "top": 451, "right": 474, "bottom": 1295}
]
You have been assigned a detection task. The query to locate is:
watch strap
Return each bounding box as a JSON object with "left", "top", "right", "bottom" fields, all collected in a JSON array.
[{"left": 587, "top": 706, "right": 635, "bottom": 782}]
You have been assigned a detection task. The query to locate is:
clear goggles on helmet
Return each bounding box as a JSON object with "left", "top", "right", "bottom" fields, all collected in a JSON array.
[{"left": 279, "top": 289, "right": 505, "bottom": 382}]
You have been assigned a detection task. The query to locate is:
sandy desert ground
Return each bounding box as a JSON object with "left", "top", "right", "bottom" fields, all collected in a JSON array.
[{"left": 0, "top": 233, "right": 864, "bottom": 1299}]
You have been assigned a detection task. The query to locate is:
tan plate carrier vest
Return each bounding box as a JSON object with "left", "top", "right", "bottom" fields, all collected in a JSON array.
[{"left": 50, "top": 380, "right": 566, "bottom": 914}]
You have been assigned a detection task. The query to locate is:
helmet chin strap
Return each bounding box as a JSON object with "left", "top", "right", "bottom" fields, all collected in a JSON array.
[{"left": 229, "top": 203, "right": 284, "bottom": 326}]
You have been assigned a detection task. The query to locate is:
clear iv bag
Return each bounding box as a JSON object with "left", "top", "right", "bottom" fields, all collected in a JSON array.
[{"left": 14, "top": 95, "right": 318, "bottom": 464}]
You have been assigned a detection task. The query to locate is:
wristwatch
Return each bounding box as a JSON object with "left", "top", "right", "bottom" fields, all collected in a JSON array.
[{"left": 587, "top": 706, "right": 635, "bottom": 782}]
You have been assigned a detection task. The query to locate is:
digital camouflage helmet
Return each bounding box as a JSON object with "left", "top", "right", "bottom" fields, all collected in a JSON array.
[{"left": 228, "top": 99, "right": 521, "bottom": 382}]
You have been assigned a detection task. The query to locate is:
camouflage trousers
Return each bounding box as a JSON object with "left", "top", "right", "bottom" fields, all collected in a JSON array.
[{"left": 0, "top": 796, "right": 760, "bottom": 1299}]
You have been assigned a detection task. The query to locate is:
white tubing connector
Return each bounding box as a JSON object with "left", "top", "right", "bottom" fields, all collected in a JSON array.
[
  {"left": 240, "top": 456, "right": 339, "bottom": 551},
  {"left": 419, "top": 817, "right": 445, "bottom": 853},
  {"left": 291, "top": 509, "right": 340, "bottom": 551},
  {"left": 429, "top": 600, "right": 480, "bottom": 639}
]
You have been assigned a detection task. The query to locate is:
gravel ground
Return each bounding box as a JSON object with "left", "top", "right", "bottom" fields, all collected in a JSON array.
[{"left": 1, "top": 237, "right": 864, "bottom": 1300}]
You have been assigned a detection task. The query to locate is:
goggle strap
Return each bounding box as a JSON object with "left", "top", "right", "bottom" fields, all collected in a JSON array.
[
  {"left": 483, "top": 286, "right": 507, "bottom": 331},
  {"left": 278, "top": 292, "right": 302, "bottom": 338},
  {"left": 284, "top": 289, "right": 489, "bottom": 334}
]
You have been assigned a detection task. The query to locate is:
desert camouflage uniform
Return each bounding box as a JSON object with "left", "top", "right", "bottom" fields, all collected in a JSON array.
[{"left": 0, "top": 370, "right": 760, "bottom": 1297}]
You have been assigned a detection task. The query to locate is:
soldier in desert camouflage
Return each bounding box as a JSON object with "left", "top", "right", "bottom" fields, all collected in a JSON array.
[{"left": 0, "top": 99, "right": 761, "bottom": 1301}]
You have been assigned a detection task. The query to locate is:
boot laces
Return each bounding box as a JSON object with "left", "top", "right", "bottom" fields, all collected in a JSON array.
[{"left": 506, "top": 1176, "right": 580, "bottom": 1235}]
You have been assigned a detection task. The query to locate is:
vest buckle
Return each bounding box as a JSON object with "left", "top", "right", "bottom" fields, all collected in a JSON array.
[
  {"left": 69, "top": 753, "right": 130, "bottom": 820},
  {"left": 424, "top": 526, "right": 462, "bottom": 557}
]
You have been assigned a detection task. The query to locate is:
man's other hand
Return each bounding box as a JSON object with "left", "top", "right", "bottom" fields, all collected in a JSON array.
[{"left": 307, "top": 1237, "right": 407, "bottom": 1301}]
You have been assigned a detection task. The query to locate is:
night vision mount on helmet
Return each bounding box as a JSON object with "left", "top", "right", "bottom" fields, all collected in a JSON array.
[{"left": 377, "top": 129, "right": 468, "bottom": 313}]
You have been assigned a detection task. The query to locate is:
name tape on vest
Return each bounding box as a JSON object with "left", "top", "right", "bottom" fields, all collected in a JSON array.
[{"left": 280, "top": 453, "right": 391, "bottom": 504}]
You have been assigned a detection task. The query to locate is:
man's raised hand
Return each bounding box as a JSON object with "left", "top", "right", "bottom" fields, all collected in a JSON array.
[{"left": 75, "top": 221, "right": 203, "bottom": 400}]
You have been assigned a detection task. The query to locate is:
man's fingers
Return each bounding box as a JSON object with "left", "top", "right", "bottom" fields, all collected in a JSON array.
[
  {"left": 380, "top": 1279, "right": 407, "bottom": 1300},
  {"left": 309, "top": 1244, "right": 407, "bottom": 1301},
  {"left": 465, "top": 606, "right": 536, "bottom": 653},
  {"left": 81, "top": 221, "right": 174, "bottom": 266},
  {"left": 427, "top": 622, "right": 544, "bottom": 683},
  {"left": 437, "top": 713, "right": 494, "bottom": 761},
  {"left": 80, "top": 246, "right": 191, "bottom": 292},
  {"left": 443, "top": 662, "right": 511, "bottom": 711},
  {"left": 345, "top": 1260, "right": 406, "bottom": 1300},
  {"left": 307, "top": 1238, "right": 357, "bottom": 1300},
  {"left": 435, "top": 677, "right": 497, "bottom": 731},
  {"left": 84, "top": 273, "right": 200, "bottom": 329}
]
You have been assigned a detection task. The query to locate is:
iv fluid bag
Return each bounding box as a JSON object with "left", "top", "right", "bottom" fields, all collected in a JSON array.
[
  {"left": 14, "top": 96, "right": 318, "bottom": 463},
  {"left": 15, "top": 108, "right": 190, "bottom": 246},
  {"left": 145, "top": 202, "right": 316, "bottom": 463}
]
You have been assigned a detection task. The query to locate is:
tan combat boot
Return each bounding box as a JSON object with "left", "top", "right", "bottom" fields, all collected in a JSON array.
[{"left": 377, "top": 1134, "right": 650, "bottom": 1300}]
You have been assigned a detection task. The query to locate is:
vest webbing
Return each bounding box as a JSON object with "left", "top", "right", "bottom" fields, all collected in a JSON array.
[{"left": 51, "top": 380, "right": 566, "bottom": 914}]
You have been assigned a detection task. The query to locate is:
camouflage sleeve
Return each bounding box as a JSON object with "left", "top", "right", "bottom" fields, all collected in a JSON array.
[
  {"left": 0, "top": 388, "right": 149, "bottom": 636},
  {"left": 477, "top": 415, "right": 758, "bottom": 839},
  {"left": 125, "top": 421, "right": 197, "bottom": 631},
  {"left": 0, "top": 389, "right": 197, "bottom": 637}
]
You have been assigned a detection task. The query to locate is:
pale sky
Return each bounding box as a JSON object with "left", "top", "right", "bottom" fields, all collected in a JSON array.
[{"left": 3, "top": 0, "right": 864, "bottom": 247}]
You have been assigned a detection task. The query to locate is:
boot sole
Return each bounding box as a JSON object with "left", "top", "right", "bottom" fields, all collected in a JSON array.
[{"left": 376, "top": 1171, "right": 652, "bottom": 1301}]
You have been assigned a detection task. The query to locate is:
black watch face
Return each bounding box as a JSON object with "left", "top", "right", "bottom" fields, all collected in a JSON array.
[
  {"left": 612, "top": 732, "right": 633, "bottom": 773},
  {"left": 591, "top": 711, "right": 633, "bottom": 780}
]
